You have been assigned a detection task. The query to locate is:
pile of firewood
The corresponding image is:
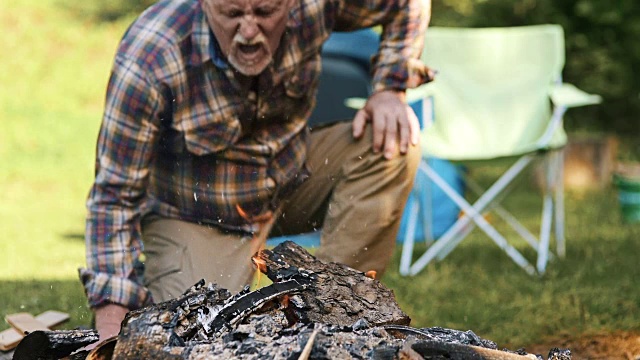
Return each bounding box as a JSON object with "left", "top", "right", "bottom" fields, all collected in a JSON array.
[{"left": 11, "top": 241, "right": 571, "bottom": 360}]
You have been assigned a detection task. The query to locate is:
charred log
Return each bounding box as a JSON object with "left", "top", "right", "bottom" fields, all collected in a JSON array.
[
  {"left": 193, "top": 274, "right": 314, "bottom": 341},
  {"left": 112, "top": 281, "right": 232, "bottom": 359},
  {"left": 12, "top": 329, "right": 98, "bottom": 360},
  {"left": 112, "top": 264, "right": 316, "bottom": 359},
  {"left": 547, "top": 348, "right": 572, "bottom": 360},
  {"left": 15, "top": 241, "right": 565, "bottom": 359},
  {"left": 255, "top": 241, "right": 411, "bottom": 327},
  {"left": 382, "top": 325, "right": 499, "bottom": 349},
  {"left": 410, "top": 340, "right": 540, "bottom": 360}
]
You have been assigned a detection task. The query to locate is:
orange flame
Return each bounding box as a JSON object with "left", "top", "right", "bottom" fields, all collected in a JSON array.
[
  {"left": 237, "top": 203, "right": 278, "bottom": 289},
  {"left": 236, "top": 203, "right": 251, "bottom": 221},
  {"left": 251, "top": 255, "right": 266, "bottom": 288},
  {"left": 280, "top": 294, "right": 290, "bottom": 308},
  {"left": 252, "top": 256, "right": 267, "bottom": 274},
  {"left": 236, "top": 203, "right": 274, "bottom": 223}
]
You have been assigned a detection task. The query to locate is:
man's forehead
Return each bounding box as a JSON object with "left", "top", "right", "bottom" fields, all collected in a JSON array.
[{"left": 211, "top": 0, "right": 285, "bottom": 8}]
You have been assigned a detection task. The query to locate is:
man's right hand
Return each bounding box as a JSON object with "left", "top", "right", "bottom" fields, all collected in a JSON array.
[{"left": 93, "top": 303, "right": 129, "bottom": 347}]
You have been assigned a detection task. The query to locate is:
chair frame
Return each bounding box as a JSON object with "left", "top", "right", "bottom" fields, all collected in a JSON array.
[
  {"left": 400, "top": 100, "right": 568, "bottom": 276},
  {"left": 398, "top": 57, "right": 602, "bottom": 276}
]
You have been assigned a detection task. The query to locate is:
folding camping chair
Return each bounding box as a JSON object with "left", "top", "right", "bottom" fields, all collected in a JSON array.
[{"left": 398, "top": 25, "right": 601, "bottom": 276}]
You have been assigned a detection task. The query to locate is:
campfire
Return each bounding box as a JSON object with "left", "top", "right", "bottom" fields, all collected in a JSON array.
[{"left": 13, "top": 241, "right": 571, "bottom": 360}]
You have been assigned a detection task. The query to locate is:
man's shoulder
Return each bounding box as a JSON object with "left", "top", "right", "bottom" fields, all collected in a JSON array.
[{"left": 116, "top": 0, "right": 200, "bottom": 67}]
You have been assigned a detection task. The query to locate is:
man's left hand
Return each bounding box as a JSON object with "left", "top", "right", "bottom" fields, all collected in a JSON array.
[{"left": 352, "top": 90, "right": 420, "bottom": 160}]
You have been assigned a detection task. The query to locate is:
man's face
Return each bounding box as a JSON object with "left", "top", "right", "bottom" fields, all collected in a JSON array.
[{"left": 202, "top": 0, "right": 292, "bottom": 76}]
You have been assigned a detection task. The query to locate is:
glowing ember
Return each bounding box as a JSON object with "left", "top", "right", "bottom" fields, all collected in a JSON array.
[
  {"left": 279, "top": 294, "right": 290, "bottom": 308},
  {"left": 365, "top": 270, "right": 377, "bottom": 280}
]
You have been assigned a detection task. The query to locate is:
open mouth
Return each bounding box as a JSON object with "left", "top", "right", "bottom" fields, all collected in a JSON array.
[
  {"left": 229, "top": 40, "right": 271, "bottom": 74},
  {"left": 238, "top": 43, "right": 262, "bottom": 55}
]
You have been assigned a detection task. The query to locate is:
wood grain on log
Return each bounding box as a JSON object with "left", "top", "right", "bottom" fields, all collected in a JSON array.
[{"left": 255, "top": 241, "right": 411, "bottom": 327}]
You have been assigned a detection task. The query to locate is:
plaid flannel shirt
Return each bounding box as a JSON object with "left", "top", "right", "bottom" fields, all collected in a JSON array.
[{"left": 80, "top": 0, "right": 432, "bottom": 310}]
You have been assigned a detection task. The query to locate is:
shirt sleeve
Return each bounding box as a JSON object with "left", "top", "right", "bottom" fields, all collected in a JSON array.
[
  {"left": 333, "top": 0, "right": 433, "bottom": 92},
  {"left": 79, "top": 55, "right": 162, "bottom": 310}
]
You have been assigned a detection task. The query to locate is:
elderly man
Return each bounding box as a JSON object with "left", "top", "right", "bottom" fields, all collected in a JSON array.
[{"left": 80, "top": 0, "right": 433, "bottom": 342}]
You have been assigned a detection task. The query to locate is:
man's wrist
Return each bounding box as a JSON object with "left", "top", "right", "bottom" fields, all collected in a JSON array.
[{"left": 94, "top": 303, "right": 129, "bottom": 324}]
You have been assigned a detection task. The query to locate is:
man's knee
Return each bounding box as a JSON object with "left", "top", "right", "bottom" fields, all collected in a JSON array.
[{"left": 350, "top": 126, "right": 421, "bottom": 186}]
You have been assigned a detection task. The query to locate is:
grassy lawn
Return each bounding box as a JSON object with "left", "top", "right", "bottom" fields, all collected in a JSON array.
[
  {"left": 1, "top": 0, "right": 639, "bottom": 353},
  {"left": 1, "top": 0, "right": 127, "bottom": 281},
  {"left": 385, "top": 181, "right": 640, "bottom": 348},
  {"left": 0, "top": 0, "right": 129, "bottom": 330}
]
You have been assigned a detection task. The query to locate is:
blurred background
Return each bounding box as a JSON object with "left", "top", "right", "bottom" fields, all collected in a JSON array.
[
  {"left": 1, "top": 0, "right": 639, "bottom": 357},
  {"left": 55, "top": 0, "right": 640, "bottom": 136}
]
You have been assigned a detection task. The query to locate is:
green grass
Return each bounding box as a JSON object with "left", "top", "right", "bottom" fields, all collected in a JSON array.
[
  {"left": 0, "top": 280, "right": 91, "bottom": 330},
  {"left": 0, "top": 0, "right": 129, "bottom": 280},
  {"left": 385, "top": 181, "right": 640, "bottom": 348},
  {"left": 0, "top": 0, "right": 130, "bottom": 330},
  {"left": 1, "top": 0, "right": 639, "bottom": 353}
]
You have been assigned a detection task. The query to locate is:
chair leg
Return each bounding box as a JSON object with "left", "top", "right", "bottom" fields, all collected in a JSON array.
[
  {"left": 408, "top": 215, "right": 474, "bottom": 275},
  {"left": 537, "top": 149, "right": 567, "bottom": 273},
  {"left": 419, "top": 188, "right": 537, "bottom": 276},
  {"left": 428, "top": 156, "right": 534, "bottom": 262},
  {"left": 471, "top": 208, "right": 537, "bottom": 276},
  {"left": 409, "top": 158, "right": 537, "bottom": 276},
  {"left": 400, "top": 199, "right": 420, "bottom": 276},
  {"left": 493, "top": 206, "right": 541, "bottom": 252},
  {"left": 422, "top": 166, "right": 435, "bottom": 244},
  {"left": 537, "top": 191, "right": 553, "bottom": 274},
  {"left": 554, "top": 150, "right": 566, "bottom": 258},
  {"left": 408, "top": 162, "right": 480, "bottom": 274},
  {"left": 435, "top": 214, "right": 474, "bottom": 261},
  {"left": 465, "top": 175, "right": 541, "bottom": 252}
]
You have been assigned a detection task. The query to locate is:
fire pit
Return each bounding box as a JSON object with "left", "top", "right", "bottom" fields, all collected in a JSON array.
[{"left": 13, "top": 241, "right": 570, "bottom": 360}]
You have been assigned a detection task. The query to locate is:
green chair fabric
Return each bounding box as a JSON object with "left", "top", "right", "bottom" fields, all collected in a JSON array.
[
  {"left": 406, "top": 25, "right": 600, "bottom": 160},
  {"left": 398, "top": 24, "right": 601, "bottom": 276}
]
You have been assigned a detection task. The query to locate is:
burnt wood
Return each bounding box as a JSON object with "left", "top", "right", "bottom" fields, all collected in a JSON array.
[
  {"left": 16, "top": 241, "right": 559, "bottom": 359},
  {"left": 194, "top": 276, "right": 314, "bottom": 340},
  {"left": 112, "top": 266, "right": 315, "bottom": 359},
  {"left": 255, "top": 241, "right": 411, "bottom": 327},
  {"left": 411, "top": 341, "right": 540, "bottom": 360},
  {"left": 12, "top": 329, "right": 98, "bottom": 360},
  {"left": 112, "top": 281, "right": 232, "bottom": 359}
]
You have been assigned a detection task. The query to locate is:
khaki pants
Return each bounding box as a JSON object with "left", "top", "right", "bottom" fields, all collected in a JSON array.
[{"left": 143, "top": 121, "right": 420, "bottom": 302}]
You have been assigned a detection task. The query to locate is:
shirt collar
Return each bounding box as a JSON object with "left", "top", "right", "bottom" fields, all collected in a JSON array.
[
  {"left": 189, "top": 4, "right": 228, "bottom": 69},
  {"left": 209, "top": 30, "right": 229, "bottom": 69}
]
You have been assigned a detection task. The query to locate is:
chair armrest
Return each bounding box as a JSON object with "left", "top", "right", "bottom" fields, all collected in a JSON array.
[
  {"left": 406, "top": 83, "right": 436, "bottom": 104},
  {"left": 344, "top": 97, "right": 366, "bottom": 110},
  {"left": 549, "top": 83, "right": 602, "bottom": 108},
  {"left": 344, "top": 83, "right": 436, "bottom": 110}
]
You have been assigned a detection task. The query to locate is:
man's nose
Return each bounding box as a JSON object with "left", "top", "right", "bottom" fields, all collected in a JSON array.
[{"left": 239, "top": 15, "right": 260, "bottom": 41}]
